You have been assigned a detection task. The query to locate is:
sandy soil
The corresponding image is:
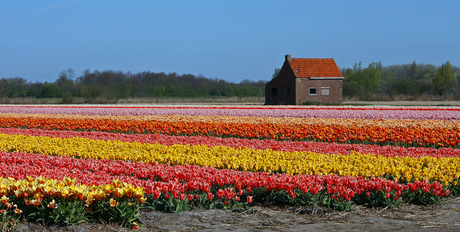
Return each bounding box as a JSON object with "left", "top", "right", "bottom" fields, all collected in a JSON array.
[{"left": 13, "top": 196, "right": 460, "bottom": 232}]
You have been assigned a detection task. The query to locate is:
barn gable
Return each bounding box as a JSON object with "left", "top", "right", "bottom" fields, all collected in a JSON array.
[{"left": 265, "top": 55, "right": 344, "bottom": 105}]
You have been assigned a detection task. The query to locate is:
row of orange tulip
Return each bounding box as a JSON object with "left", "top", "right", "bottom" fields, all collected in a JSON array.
[{"left": 0, "top": 114, "right": 458, "bottom": 147}]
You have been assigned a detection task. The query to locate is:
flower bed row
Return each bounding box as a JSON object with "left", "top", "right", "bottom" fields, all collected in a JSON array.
[
  {"left": 0, "top": 151, "right": 452, "bottom": 212},
  {"left": 1, "top": 127, "right": 458, "bottom": 159},
  {"left": 0, "top": 114, "right": 459, "bottom": 148},
  {"left": 1, "top": 133, "right": 460, "bottom": 185},
  {"left": 2, "top": 113, "right": 459, "bottom": 128},
  {"left": 0, "top": 175, "right": 144, "bottom": 227},
  {"left": 0, "top": 105, "right": 459, "bottom": 228},
  {"left": 1, "top": 105, "right": 460, "bottom": 120}
]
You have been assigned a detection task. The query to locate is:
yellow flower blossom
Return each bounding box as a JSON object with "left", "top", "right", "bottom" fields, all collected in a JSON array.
[{"left": 0, "top": 133, "right": 459, "bottom": 186}]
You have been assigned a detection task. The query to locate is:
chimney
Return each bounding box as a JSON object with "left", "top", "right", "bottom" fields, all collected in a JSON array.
[{"left": 285, "top": 54, "right": 291, "bottom": 61}]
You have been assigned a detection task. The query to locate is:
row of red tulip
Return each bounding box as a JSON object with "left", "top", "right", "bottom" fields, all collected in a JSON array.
[
  {"left": 0, "top": 151, "right": 450, "bottom": 203},
  {"left": 1, "top": 127, "right": 458, "bottom": 159}
]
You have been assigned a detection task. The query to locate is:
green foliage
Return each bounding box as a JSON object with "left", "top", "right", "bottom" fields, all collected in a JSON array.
[
  {"left": 27, "top": 198, "right": 89, "bottom": 226},
  {"left": 91, "top": 198, "right": 141, "bottom": 227},
  {"left": 144, "top": 192, "right": 253, "bottom": 213},
  {"left": 432, "top": 61, "right": 456, "bottom": 95},
  {"left": 61, "top": 92, "right": 74, "bottom": 104},
  {"left": 0, "top": 78, "right": 29, "bottom": 98},
  {"left": 343, "top": 62, "right": 381, "bottom": 100},
  {"left": 0, "top": 69, "right": 266, "bottom": 102},
  {"left": 342, "top": 61, "right": 460, "bottom": 100},
  {"left": 12, "top": 196, "right": 142, "bottom": 228},
  {"left": 353, "top": 190, "right": 402, "bottom": 209},
  {"left": 401, "top": 189, "right": 443, "bottom": 205},
  {"left": 410, "top": 61, "right": 417, "bottom": 79},
  {"left": 0, "top": 214, "right": 19, "bottom": 232},
  {"left": 0, "top": 206, "right": 20, "bottom": 232},
  {"left": 41, "top": 83, "right": 59, "bottom": 98}
]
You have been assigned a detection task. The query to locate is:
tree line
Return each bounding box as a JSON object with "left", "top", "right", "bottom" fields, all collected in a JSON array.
[
  {"left": 1, "top": 60, "right": 459, "bottom": 104},
  {"left": 342, "top": 61, "right": 460, "bottom": 100},
  {"left": 0, "top": 69, "right": 266, "bottom": 103}
]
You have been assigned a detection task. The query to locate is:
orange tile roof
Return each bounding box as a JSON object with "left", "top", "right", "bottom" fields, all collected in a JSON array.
[{"left": 288, "top": 58, "right": 343, "bottom": 78}]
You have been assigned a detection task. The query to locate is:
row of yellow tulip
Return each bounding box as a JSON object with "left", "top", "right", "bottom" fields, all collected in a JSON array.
[
  {"left": 0, "top": 176, "right": 145, "bottom": 205},
  {"left": 1, "top": 113, "right": 458, "bottom": 129},
  {"left": 1, "top": 133, "right": 459, "bottom": 186}
]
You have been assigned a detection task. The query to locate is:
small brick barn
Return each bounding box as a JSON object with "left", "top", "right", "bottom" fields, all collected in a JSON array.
[{"left": 265, "top": 55, "right": 344, "bottom": 105}]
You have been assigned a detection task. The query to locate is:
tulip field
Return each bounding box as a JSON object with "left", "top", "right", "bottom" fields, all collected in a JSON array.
[{"left": 0, "top": 104, "right": 459, "bottom": 228}]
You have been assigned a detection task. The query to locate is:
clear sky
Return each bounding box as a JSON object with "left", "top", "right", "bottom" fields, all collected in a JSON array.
[{"left": 1, "top": 0, "right": 459, "bottom": 83}]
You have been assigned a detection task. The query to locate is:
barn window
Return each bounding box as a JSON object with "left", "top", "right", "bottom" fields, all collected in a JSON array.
[
  {"left": 272, "top": 87, "right": 277, "bottom": 96},
  {"left": 284, "top": 87, "right": 290, "bottom": 96},
  {"left": 309, "top": 87, "right": 317, "bottom": 95},
  {"left": 321, "top": 87, "right": 330, "bottom": 96}
]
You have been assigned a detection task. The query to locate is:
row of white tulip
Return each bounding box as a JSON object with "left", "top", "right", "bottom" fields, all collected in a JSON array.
[{"left": 0, "top": 105, "right": 459, "bottom": 120}]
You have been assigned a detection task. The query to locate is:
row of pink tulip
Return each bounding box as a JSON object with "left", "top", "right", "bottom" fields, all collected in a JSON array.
[
  {"left": 1, "top": 127, "right": 458, "bottom": 159},
  {"left": 0, "top": 105, "right": 459, "bottom": 120}
]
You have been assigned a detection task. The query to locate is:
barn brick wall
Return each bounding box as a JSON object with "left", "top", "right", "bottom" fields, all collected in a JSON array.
[
  {"left": 295, "top": 78, "right": 343, "bottom": 104},
  {"left": 265, "top": 61, "right": 297, "bottom": 105}
]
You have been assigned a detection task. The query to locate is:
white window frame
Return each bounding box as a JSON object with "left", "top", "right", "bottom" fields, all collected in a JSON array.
[
  {"left": 309, "top": 87, "right": 317, "bottom": 95},
  {"left": 321, "top": 87, "right": 330, "bottom": 96}
]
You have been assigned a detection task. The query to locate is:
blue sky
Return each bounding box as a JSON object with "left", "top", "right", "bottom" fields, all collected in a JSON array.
[{"left": 1, "top": 0, "right": 459, "bottom": 83}]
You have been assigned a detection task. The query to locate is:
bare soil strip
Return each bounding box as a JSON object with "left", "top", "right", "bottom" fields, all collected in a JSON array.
[{"left": 14, "top": 196, "right": 460, "bottom": 232}]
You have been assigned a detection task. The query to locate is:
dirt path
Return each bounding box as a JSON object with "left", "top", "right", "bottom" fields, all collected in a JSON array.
[{"left": 14, "top": 196, "right": 460, "bottom": 231}]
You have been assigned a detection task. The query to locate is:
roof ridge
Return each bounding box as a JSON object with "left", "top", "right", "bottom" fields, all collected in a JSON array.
[
  {"left": 291, "top": 58, "right": 334, "bottom": 60},
  {"left": 287, "top": 57, "right": 342, "bottom": 78}
]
